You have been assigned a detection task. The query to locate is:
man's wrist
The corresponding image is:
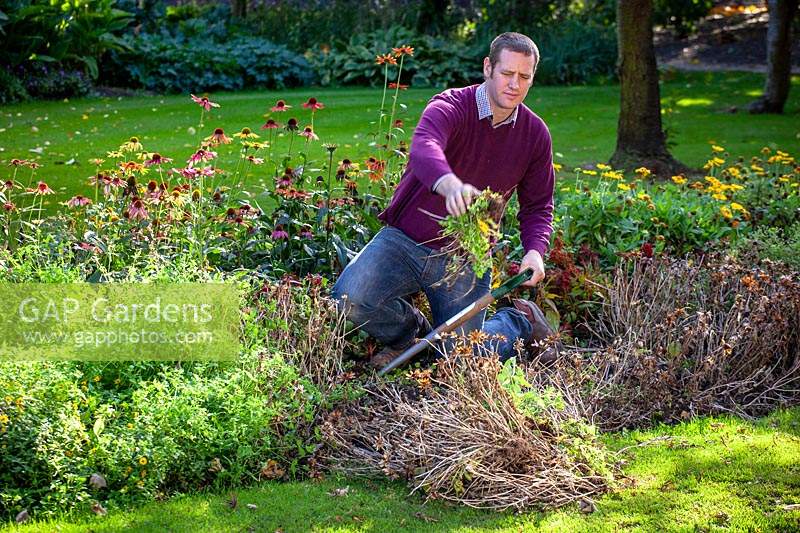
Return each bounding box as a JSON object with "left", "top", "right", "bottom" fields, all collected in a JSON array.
[{"left": 433, "top": 173, "right": 461, "bottom": 196}]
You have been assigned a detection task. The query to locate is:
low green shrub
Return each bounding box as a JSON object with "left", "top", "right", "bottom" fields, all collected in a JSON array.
[
  {"left": 732, "top": 222, "right": 800, "bottom": 271},
  {"left": 103, "top": 34, "right": 314, "bottom": 93}
]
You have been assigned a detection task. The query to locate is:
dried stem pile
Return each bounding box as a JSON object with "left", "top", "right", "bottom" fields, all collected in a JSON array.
[
  {"left": 554, "top": 254, "right": 800, "bottom": 430},
  {"left": 255, "top": 276, "right": 348, "bottom": 392},
  {"left": 320, "top": 353, "right": 613, "bottom": 511}
]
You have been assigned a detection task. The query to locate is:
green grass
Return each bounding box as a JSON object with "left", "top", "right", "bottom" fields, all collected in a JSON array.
[
  {"left": 1, "top": 71, "right": 798, "bottom": 212},
  {"left": 6, "top": 407, "right": 800, "bottom": 532}
]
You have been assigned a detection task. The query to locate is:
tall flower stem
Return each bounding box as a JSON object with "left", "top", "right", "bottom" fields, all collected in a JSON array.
[
  {"left": 376, "top": 63, "right": 390, "bottom": 149},
  {"left": 386, "top": 55, "right": 405, "bottom": 155},
  {"left": 324, "top": 147, "right": 336, "bottom": 267}
]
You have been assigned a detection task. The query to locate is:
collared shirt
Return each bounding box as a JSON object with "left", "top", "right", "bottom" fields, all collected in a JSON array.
[
  {"left": 432, "top": 83, "right": 519, "bottom": 192},
  {"left": 475, "top": 82, "right": 518, "bottom": 128}
]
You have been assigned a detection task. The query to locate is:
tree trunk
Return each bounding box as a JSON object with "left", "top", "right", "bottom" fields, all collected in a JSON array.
[
  {"left": 610, "top": 0, "right": 687, "bottom": 176},
  {"left": 748, "top": 0, "right": 798, "bottom": 114},
  {"left": 231, "top": 0, "right": 247, "bottom": 19}
]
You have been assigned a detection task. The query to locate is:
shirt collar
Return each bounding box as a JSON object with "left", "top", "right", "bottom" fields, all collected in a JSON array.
[{"left": 476, "top": 82, "right": 518, "bottom": 128}]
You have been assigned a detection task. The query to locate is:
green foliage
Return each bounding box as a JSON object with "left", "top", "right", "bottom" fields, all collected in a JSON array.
[
  {"left": 0, "top": 0, "right": 133, "bottom": 76},
  {"left": 732, "top": 223, "right": 800, "bottom": 271},
  {"left": 0, "top": 67, "right": 28, "bottom": 104},
  {"left": 104, "top": 34, "right": 314, "bottom": 93},
  {"left": 532, "top": 19, "right": 617, "bottom": 85},
  {"left": 439, "top": 190, "right": 503, "bottom": 279},
  {"left": 654, "top": 0, "right": 714, "bottom": 37}
]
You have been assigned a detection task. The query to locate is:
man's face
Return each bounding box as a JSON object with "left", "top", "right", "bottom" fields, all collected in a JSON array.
[{"left": 483, "top": 49, "right": 536, "bottom": 111}]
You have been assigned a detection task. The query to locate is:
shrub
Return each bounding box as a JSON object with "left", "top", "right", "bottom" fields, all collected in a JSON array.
[
  {"left": 103, "top": 34, "right": 314, "bottom": 93},
  {"left": 16, "top": 63, "right": 93, "bottom": 100},
  {"left": 531, "top": 20, "right": 618, "bottom": 85},
  {"left": 0, "top": 68, "right": 28, "bottom": 104},
  {"left": 732, "top": 222, "right": 800, "bottom": 271}
]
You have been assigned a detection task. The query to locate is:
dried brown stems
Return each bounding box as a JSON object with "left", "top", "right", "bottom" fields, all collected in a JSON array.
[{"left": 320, "top": 354, "right": 612, "bottom": 511}]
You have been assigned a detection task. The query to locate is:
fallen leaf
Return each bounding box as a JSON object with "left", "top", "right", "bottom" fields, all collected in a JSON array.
[
  {"left": 246, "top": 503, "right": 258, "bottom": 510},
  {"left": 578, "top": 498, "right": 597, "bottom": 514},
  {"left": 327, "top": 486, "right": 350, "bottom": 497},
  {"left": 88, "top": 473, "right": 107, "bottom": 489},
  {"left": 260, "top": 460, "right": 285, "bottom": 480},
  {"left": 92, "top": 502, "right": 107, "bottom": 516}
]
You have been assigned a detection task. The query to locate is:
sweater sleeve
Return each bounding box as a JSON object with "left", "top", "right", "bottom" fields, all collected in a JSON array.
[
  {"left": 409, "top": 97, "right": 463, "bottom": 191},
  {"left": 516, "top": 127, "right": 555, "bottom": 257}
]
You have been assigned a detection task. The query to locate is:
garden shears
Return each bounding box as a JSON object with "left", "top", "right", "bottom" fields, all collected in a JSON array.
[{"left": 378, "top": 267, "right": 533, "bottom": 375}]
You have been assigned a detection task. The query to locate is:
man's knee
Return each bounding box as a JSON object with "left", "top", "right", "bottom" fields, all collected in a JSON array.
[{"left": 331, "top": 276, "right": 374, "bottom": 325}]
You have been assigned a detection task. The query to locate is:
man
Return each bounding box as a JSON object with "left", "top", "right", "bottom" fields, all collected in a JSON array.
[{"left": 333, "top": 32, "right": 556, "bottom": 368}]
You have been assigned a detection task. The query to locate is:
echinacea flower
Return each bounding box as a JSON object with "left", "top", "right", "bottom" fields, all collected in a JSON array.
[
  {"left": 271, "top": 100, "right": 291, "bottom": 112},
  {"left": 89, "top": 158, "right": 105, "bottom": 166},
  {"left": 300, "top": 126, "right": 319, "bottom": 141},
  {"left": 388, "top": 82, "right": 409, "bottom": 90},
  {"left": 375, "top": 54, "right": 397, "bottom": 65},
  {"left": 120, "top": 137, "right": 144, "bottom": 153},
  {"left": 640, "top": 242, "right": 654, "bottom": 258},
  {"left": 66, "top": 195, "right": 92, "bottom": 207},
  {"left": 3, "top": 180, "right": 13, "bottom": 191},
  {"left": 261, "top": 119, "right": 280, "bottom": 130},
  {"left": 393, "top": 119, "right": 404, "bottom": 128},
  {"left": 119, "top": 161, "right": 147, "bottom": 175},
  {"left": 277, "top": 175, "right": 292, "bottom": 188},
  {"left": 271, "top": 225, "right": 289, "bottom": 240},
  {"left": 245, "top": 155, "right": 264, "bottom": 164},
  {"left": 205, "top": 128, "right": 231, "bottom": 146},
  {"left": 338, "top": 159, "right": 357, "bottom": 172},
  {"left": 143, "top": 153, "right": 173, "bottom": 167},
  {"left": 2, "top": 202, "right": 15, "bottom": 212},
  {"left": 29, "top": 181, "right": 54, "bottom": 195},
  {"left": 128, "top": 197, "right": 148, "bottom": 220},
  {"left": 302, "top": 97, "right": 324, "bottom": 110},
  {"left": 392, "top": 45, "right": 414, "bottom": 57},
  {"left": 300, "top": 228, "right": 314, "bottom": 239},
  {"left": 190, "top": 94, "right": 220, "bottom": 111},
  {"left": 188, "top": 149, "right": 217, "bottom": 166},
  {"left": 233, "top": 127, "right": 260, "bottom": 139},
  {"left": 285, "top": 118, "right": 299, "bottom": 132},
  {"left": 9, "top": 158, "right": 28, "bottom": 167},
  {"left": 323, "top": 143, "right": 338, "bottom": 154}
]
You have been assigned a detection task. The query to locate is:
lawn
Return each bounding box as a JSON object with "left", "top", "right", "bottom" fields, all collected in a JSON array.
[
  {"left": 1, "top": 71, "right": 798, "bottom": 212},
  {"left": 6, "top": 408, "right": 800, "bottom": 532}
]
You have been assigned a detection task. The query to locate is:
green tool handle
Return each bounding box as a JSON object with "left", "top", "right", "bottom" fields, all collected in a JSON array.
[{"left": 377, "top": 267, "right": 533, "bottom": 376}]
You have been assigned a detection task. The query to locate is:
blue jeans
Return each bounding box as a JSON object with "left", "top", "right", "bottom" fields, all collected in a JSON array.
[{"left": 331, "top": 226, "right": 532, "bottom": 360}]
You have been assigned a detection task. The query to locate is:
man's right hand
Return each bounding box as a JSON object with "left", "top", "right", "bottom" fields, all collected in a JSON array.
[{"left": 434, "top": 174, "right": 480, "bottom": 217}]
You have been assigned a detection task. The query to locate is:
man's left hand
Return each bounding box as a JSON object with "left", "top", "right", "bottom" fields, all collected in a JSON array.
[{"left": 520, "top": 249, "right": 545, "bottom": 287}]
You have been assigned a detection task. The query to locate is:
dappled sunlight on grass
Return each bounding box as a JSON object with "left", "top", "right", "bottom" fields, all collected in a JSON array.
[{"left": 675, "top": 97, "right": 714, "bottom": 107}]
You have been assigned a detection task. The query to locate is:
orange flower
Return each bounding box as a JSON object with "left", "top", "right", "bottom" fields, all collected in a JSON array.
[
  {"left": 375, "top": 54, "right": 397, "bottom": 65},
  {"left": 388, "top": 82, "right": 409, "bottom": 90},
  {"left": 392, "top": 45, "right": 414, "bottom": 57}
]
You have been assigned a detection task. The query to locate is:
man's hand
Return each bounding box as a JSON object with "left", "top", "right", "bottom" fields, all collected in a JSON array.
[
  {"left": 520, "top": 249, "right": 545, "bottom": 287},
  {"left": 434, "top": 174, "right": 481, "bottom": 217}
]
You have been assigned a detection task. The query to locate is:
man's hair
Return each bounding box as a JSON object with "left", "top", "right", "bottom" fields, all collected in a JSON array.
[{"left": 488, "top": 32, "right": 540, "bottom": 75}]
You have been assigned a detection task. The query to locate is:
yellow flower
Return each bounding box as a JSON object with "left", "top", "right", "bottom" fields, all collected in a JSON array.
[
  {"left": 719, "top": 206, "right": 733, "bottom": 219},
  {"left": 93, "top": 375, "right": 101, "bottom": 382},
  {"left": 671, "top": 175, "right": 687, "bottom": 184},
  {"left": 596, "top": 163, "right": 610, "bottom": 170},
  {"left": 617, "top": 183, "right": 631, "bottom": 191},
  {"left": 120, "top": 137, "right": 144, "bottom": 153},
  {"left": 233, "top": 127, "right": 260, "bottom": 140},
  {"left": 637, "top": 192, "right": 651, "bottom": 201},
  {"left": 0, "top": 414, "right": 9, "bottom": 424},
  {"left": 582, "top": 169, "right": 598, "bottom": 176},
  {"left": 730, "top": 202, "right": 745, "bottom": 211},
  {"left": 559, "top": 186, "right": 571, "bottom": 192},
  {"left": 602, "top": 170, "right": 623, "bottom": 180},
  {"left": 712, "top": 193, "right": 727, "bottom": 201},
  {"left": 779, "top": 176, "right": 790, "bottom": 183},
  {"left": 477, "top": 219, "right": 490, "bottom": 236},
  {"left": 711, "top": 145, "right": 725, "bottom": 153},
  {"left": 635, "top": 167, "right": 651, "bottom": 178},
  {"left": 106, "top": 150, "right": 124, "bottom": 159},
  {"left": 647, "top": 203, "right": 656, "bottom": 210},
  {"left": 138, "top": 457, "right": 148, "bottom": 466},
  {"left": 761, "top": 146, "right": 771, "bottom": 155},
  {"left": 553, "top": 163, "right": 563, "bottom": 172},
  {"left": 751, "top": 164, "right": 765, "bottom": 172}
]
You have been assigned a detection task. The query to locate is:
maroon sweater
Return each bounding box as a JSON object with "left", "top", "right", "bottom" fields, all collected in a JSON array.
[{"left": 378, "top": 84, "right": 555, "bottom": 256}]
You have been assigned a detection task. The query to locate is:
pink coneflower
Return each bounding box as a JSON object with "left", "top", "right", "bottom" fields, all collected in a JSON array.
[
  {"left": 190, "top": 94, "right": 220, "bottom": 111},
  {"left": 205, "top": 128, "right": 231, "bottom": 146},
  {"left": 188, "top": 149, "right": 217, "bottom": 166},
  {"left": 277, "top": 175, "right": 292, "bottom": 188},
  {"left": 128, "top": 197, "right": 148, "bottom": 220},
  {"left": 299, "top": 126, "right": 319, "bottom": 141},
  {"left": 302, "top": 97, "right": 324, "bottom": 110},
  {"left": 30, "top": 181, "right": 54, "bottom": 195},
  {"left": 245, "top": 155, "right": 264, "bottom": 164},
  {"left": 285, "top": 118, "right": 299, "bottom": 132},
  {"left": 110, "top": 176, "right": 125, "bottom": 189},
  {"left": 77, "top": 242, "right": 100, "bottom": 253},
  {"left": 27, "top": 161, "right": 41, "bottom": 169},
  {"left": 388, "top": 82, "right": 409, "bottom": 90},
  {"left": 393, "top": 119, "right": 404, "bottom": 128},
  {"left": 3, "top": 180, "right": 13, "bottom": 191},
  {"left": 271, "top": 225, "right": 289, "bottom": 240},
  {"left": 9, "top": 158, "right": 28, "bottom": 167},
  {"left": 172, "top": 166, "right": 198, "bottom": 180},
  {"left": 144, "top": 153, "right": 173, "bottom": 167},
  {"left": 261, "top": 119, "right": 280, "bottom": 130},
  {"left": 271, "top": 100, "right": 291, "bottom": 112},
  {"left": 300, "top": 228, "right": 314, "bottom": 239},
  {"left": 3, "top": 201, "right": 15, "bottom": 212},
  {"left": 66, "top": 195, "right": 92, "bottom": 207},
  {"left": 196, "top": 166, "right": 215, "bottom": 178},
  {"left": 641, "top": 242, "right": 654, "bottom": 258}
]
